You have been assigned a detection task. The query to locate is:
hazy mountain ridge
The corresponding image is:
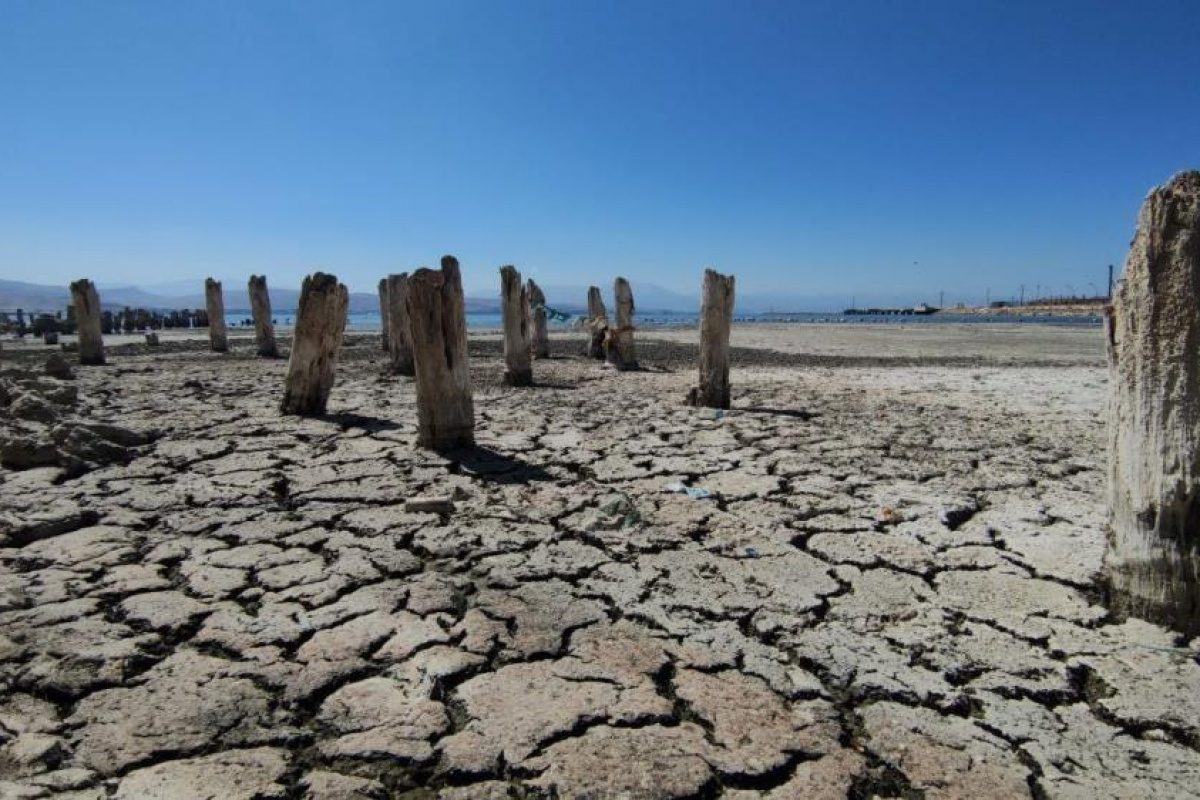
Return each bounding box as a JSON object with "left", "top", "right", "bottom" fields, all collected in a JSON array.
[{"left": 2, "top": 276, "right": 940, "bottom": 316}]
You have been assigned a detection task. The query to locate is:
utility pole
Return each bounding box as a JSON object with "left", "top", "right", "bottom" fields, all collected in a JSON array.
[
  {"left": 985, "top": 287, "right": 990, "bottom": 306},
  {"left": 1020, "top": 284, "right": 1026, "bottom": 306},
  {"left": 938, "top": 290, "right": 944, "bottom": 308},
  {"left": 1108, "top": 264, "right": 1114, "bottom": 299}
]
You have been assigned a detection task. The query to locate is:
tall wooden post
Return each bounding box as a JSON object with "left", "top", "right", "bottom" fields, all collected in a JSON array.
[
  {"left": 586, "top": 286, "right": 608, "bottom": 359},
  {"left": 280, "top": 273, "right": 349, "bottom": 416},
  {"left": 378, "top": 278, "right": 390, "bottom": 352},
  {"left": 204, "top": 278, "right": 228, "bottom": 353},
  {"left": 528, "top": 278, "right": 550, "bottom": 359},
  {"left": 69, "top": 279, "right": 105, "bottom": 366},
  {"left": 386, "top": 273, "right": 415, "bottom": 376},
  {"left": 500, "top": 265, "right": 533, "bottom": 386},
  {"left": 688, "top": 269, "right": 735, "bottom": 409},
  {"left": 1106, "top": 170, "right": 1200, "bottom": 637},
  {"left": 248, "top": 275, "right": 279, "bottom": 358},
  {"left": 408, "top": 256, "right": 475, "bottom": 450},
  {"left": 612, "top": 277, "right": 637, "bottom": 369}
]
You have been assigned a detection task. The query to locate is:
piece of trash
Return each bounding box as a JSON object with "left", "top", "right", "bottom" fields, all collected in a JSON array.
[
  {"left": 664, "top": 481, "right": 712, "bottom": 500},
  {"left": 745, "top": 546, "right": 759, "bottom": 558},
  {"left": 405, "top": 495, "right": 455, "bottom": 514},
  {"left": 880, "top": 506, "right": 896, "bottom": 520},
  {"left": 710, "top": 409, "right": 726, "bottom": 420}
]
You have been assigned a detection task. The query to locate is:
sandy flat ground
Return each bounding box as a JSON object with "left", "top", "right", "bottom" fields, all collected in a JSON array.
[{"left": 2, "top": 322, "right": 1198, "bottom": 799}]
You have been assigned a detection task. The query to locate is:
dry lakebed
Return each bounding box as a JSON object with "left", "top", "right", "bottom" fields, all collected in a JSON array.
[{"left": 2, "top": 322, "right": 1199, "bottom": 799}]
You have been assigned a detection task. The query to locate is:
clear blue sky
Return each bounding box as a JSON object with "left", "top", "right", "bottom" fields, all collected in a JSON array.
[{"left": 2, "top": 0, "right": 1198, "bottom": 303}]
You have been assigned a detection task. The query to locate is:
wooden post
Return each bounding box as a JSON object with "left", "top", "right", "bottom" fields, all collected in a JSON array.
[
  {"left": 586, "top": 286, "right": 608, "bottom": 359},
  {"left": 204, "top": 278, "right": 228, "bottom": 353},
  {"left": 612, "top": 277, "right": 637, "bottom": 369},
  {"left": 280, "top": 272, "right": 349, "bottom": 416},
  {"left": 1106, "top": 170, "right": 1200, "bottom": 636},
  {"left": 408, "top": 256, "right": 475, "bottom": 449},
  {"left": 386, "top": 272, "right": 415, "bottom": 376},
  {"left": 688, "top": 269, "right": 735, "bottom": 409},
  {"left": 500, "top": 265, "right": 533, "bottom": 386},
  {"left": 378, "top": 278, "right": 390, "bottom": 352},
  {"left": 69, "top": 279, "right": 105, "bottom": 366},
  {"left": 528, "top": 278, "right": 550, "bottom": 359},
  {"left": 248, "top": 275, "right": 279, "bottom": 358}
]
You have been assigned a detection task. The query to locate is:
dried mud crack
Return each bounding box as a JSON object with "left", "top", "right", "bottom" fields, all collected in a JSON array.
[{"left": 2, "top": 324, "right": 1199, "bottom": 799}]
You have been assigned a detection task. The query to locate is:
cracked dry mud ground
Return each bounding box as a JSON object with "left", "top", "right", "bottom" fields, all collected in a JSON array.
[{"left": 3, "top": 324, "right": 1200, "bottom": 799}]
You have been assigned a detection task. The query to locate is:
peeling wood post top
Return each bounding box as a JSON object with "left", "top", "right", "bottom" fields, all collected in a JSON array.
[
  {"left": 69, "top": 278, "right": 106, "bottom": 366},
  {"left": 378, "top": 278, "right": 391, "bottom": 351},
  {"left": 407, "top": 256, "right": 475, "bottom": 450},
  {"left": 280, "top": 272, "right": 349, "bottom": 416},
  {"left": 1106, "top": 170, "right": 1200, "bottom": 637},
  {"left": 527, "top": 278, "right": 550, "bottom": 360},
  {"left": 689, "top": 268, "right": 736, "bottom": 409},
  {"left": 587, "top": 286, "right": 607, "bottom": 319},
  {"left": 500, "top": 265, "right": 533, "bottom": 386},
  {"left": 204, "top": 278, "right": 228, "bottom": 353},
  {"left": 612, "top": 276, "right": 637, "bottom": 369},
  {"left": 248, "top": 274, "right": 279, "bottom": 358},
  {"left": 586, "top": 286, "right": 608, "bottom": 359},
  {"left": 385, "top": 272, "right": 415, "bottom": 377}
]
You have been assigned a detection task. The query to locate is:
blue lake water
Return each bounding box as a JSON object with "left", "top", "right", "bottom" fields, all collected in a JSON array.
[{"left": 220, "top": 309, "right": 1104, "bottom": 330}]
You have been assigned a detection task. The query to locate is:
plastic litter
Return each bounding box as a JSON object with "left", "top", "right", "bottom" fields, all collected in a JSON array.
[{"left": 663, "top": 482, "right": 713, "bottom": 499}]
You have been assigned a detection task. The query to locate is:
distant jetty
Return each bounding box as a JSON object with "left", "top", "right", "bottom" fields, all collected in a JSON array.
[{"left": 843, "top": 303, "right": 939, "bottom": 316}]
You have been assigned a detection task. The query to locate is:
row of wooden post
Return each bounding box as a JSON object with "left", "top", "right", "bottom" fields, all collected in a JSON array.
[{"left": 56, "top": 168, "right": 1200, "bottom": 638}]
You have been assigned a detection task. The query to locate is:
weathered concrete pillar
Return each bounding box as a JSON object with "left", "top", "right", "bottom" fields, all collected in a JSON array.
[
  {"left": 1106, "top": 170, "right": 1200, "bottom": 637},
  {"left": 280, "top": 272, "right": 349, "bottom": 416},
  {"left": 527, "top": 279, "right": 550, "bottom": 359},
  {"left": 500, "top": 265, "right": 533, "bottom": 386},
  {"left": 612, "top": 277, "right": 637, "bottom": 370},
  {"left": 586, "top": 286, "right": 608, "bottom": 359},
  {"left": 688, "top": 269, "right": 735, "bottom": 409},
  {"left": 248, "top": 275, "right": 279, "bottom": 358},
  {"left": 204, "top": 278, "right": 228, "bottom": 353},
  {"left": 378, "top": 278, "right": 390, "bottom": 352},
  {"left": 386, "top": 273, "right": 415, "bottom": 376},
  {"left": 408, "top": 256, "right": 475, "bottom": 449},
  {"left": 69, "top": 279, "right": 105, "bottom": 366}
]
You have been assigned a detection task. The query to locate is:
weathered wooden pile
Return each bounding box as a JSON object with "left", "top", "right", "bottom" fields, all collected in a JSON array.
[{"left": 1105, "top": 170, "right": 1200, "bottom": 637}]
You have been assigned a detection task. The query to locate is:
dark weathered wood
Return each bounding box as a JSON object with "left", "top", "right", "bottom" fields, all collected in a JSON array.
[
  {"left": 612, "top": 277, "right": 637, "bottom": 370},
  {"left": 1106, "top": 170, "right": 1200, "bottom": 637},
  {"left": 528, "top": 278, "right": 550, "bottom": 359},
  {"left": 378, "top": 278, "right": 390, "bottom": 352},
  {"left": 586, "top": 286, "right": 608, "bottom": 359},
  {"left": 69, "top": 279, "right": 105, "bottom": 366},
  {"left": 204, "top": 278, "right": 228, "bottom": 353},
  {"left": 688, "top": 269, "right": 735, "bottom": 409},
  {"left": 386, "top": 273, "right": 415, "bottom": 376},
  {"left": 248, "top": 275, "right": 279, "bottom": 358},
  {"left": 280, "top": 273, "right": 349, "bottom": 416},
  {"left": 500, "top": 265, "right": 533, "bottom": 386},
  {"left": 408, "top": 256, "right": 475, "bottom": 449}
]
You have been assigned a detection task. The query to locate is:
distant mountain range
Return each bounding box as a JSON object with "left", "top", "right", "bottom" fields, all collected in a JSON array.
[{"left": 0, "top": 276, "right": 940, "bottom": 316}]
